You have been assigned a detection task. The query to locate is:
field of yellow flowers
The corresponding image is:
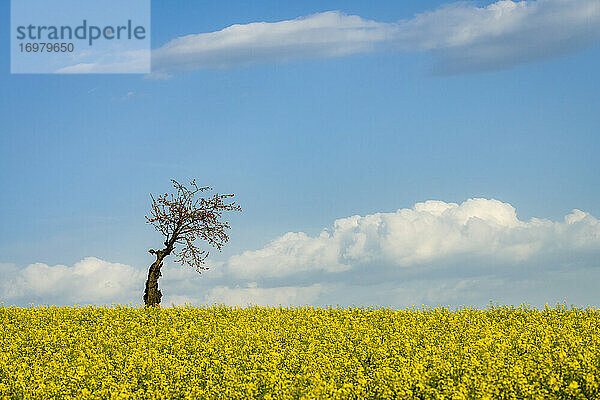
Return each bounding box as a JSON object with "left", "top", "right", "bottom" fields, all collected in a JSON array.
[{"left": 1, "top": 303, "right": 599, "bottom": 399}]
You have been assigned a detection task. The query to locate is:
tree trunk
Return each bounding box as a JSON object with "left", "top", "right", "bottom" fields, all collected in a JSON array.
[
  {"left": 143, "top": 257, "right": 164, "bottom": 307},
  {"left": 144, "top": 234, "right": 177, "bottom": 307}
]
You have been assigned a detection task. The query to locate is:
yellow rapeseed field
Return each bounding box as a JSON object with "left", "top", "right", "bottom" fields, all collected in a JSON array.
[{"left": 1, "top": 303, "right": 599, "bottom": 399}]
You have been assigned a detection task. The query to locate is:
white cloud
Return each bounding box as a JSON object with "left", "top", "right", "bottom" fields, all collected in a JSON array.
[
  {"left": 2, "top": 198, "right": 599, "bottom": 308},
  {"left": 151, "top": 0, "right": 600, "bottom": 74},
  {"left": 205, "top": 283, "right": 324, "bottom": 307},
  {"left": 398, "top": 0, "right": 600, "bottom": 73},
  {"left": 0, "top": 257, "right": 145, "bottom": 306},
  {"left": 166, "top": 197, "right": 599, "bottom": 308},
  {"left": 152, "top": 11, "right": 395, "bottom": 72},
  {"left": 224, "top": 198, "right": 600, "bottom": 280},
  {"left": 56, "top": 49, "right": 150, "bottom": 74}
]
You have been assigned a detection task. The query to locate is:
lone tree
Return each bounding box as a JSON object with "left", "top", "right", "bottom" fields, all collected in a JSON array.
[{"left": 144, "top": 179, "right": 241, "bottom": 307}]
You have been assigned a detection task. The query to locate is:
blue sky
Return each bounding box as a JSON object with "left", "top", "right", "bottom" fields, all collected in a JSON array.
[{"left": 1, "top": 0, "right": 599, "bottom": 307}]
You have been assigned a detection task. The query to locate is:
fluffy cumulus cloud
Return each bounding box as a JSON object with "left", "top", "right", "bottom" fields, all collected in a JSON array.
[
  {"left": 151, "top": 0, "right": 600, "bottom": 74},
  {"left": 0, "top": 257, "right": 146, "bottom": 306},
  {"left": 2, "top": 198, "right": 600, "bottom": 308},
  {"left": 209, "top": 198, "right": 600, "bottom": 307},
  {"left": 225, "top": 199, "right": 599, "bottom": 279},
  {"left": 205, "top": 283, "right": 324, "bottom": 307}
]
